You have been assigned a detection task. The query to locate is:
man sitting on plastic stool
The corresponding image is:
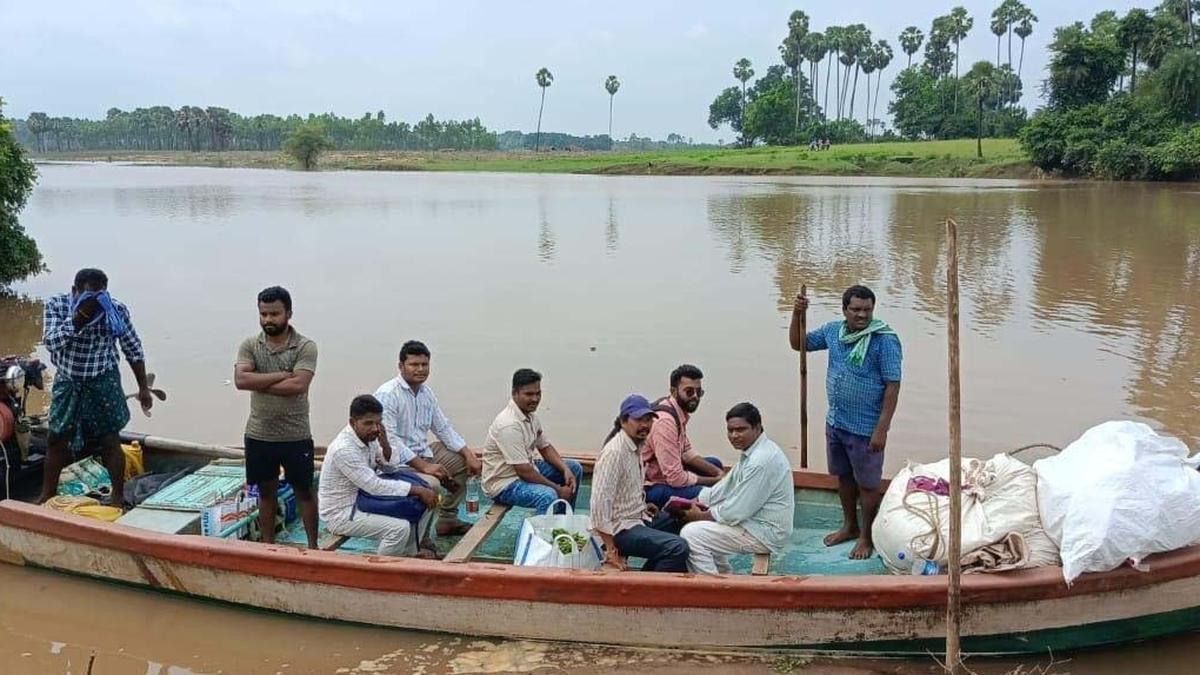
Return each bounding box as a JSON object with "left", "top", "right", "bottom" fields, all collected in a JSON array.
[{"left": 318, "top": 395, "right": 438, "bottom": 557}]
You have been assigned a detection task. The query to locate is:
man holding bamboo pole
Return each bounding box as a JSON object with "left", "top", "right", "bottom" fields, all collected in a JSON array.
[{"left": 790, "top": 285, "right": 902, "bottom": 560}]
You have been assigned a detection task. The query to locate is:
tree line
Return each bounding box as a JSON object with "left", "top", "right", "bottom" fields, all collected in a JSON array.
[
  {"left": 1020, "top": 0, "right": 1200, "bottom": 179},
  {"left": 16, "top": 106, "right": 499, "bottom": 153},
  {"left": 708, "top": 4, "right": 1039, "bottom": 147}
]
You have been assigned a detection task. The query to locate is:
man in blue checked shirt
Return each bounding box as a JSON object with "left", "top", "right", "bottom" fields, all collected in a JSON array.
[
  {"left": 37, "top": 268, "right": 154, "bottom": 505},
  {"left": 791, "top": 285, "right": 901, "bottom": 560}
]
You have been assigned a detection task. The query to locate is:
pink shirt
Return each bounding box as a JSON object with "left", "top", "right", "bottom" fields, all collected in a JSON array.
[{"left": 641, "top": 396, "right": 701, "bottom": 488}]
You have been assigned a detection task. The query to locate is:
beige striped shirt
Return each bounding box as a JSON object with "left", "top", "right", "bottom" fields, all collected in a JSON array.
[{"left": 589, "top": 430, "right": 648, "bottom": 536}]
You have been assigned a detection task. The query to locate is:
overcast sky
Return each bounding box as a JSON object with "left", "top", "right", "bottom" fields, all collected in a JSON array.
[{"left": 3, "top": 0, "right": 1143, "bottom": 142}]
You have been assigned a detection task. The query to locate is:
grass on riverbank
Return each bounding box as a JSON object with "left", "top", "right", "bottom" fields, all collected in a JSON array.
[{"left": 37, "top": 138, "right": 1036, "bottom": 179}]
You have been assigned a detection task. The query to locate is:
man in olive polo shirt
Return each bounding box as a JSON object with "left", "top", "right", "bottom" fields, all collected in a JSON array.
[{"left": 234, "top": 286, "right": 319, "bottom": 547}]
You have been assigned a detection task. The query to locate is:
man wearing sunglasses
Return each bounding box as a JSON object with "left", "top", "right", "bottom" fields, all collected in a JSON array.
[{"left": 641, "top": 364, "right": 724, "bottom": 508}]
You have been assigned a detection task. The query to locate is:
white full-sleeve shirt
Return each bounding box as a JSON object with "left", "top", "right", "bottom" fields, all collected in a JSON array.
[{"left": 318, "top": 425, "right": 412, "bottom": 527}]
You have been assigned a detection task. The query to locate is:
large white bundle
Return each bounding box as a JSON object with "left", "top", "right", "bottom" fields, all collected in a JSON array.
[
  {"left": 874, "top": 453, "right": 1059, "bottom": 574},
  {"left": 1034, "top": 421, "right": 1200, "bottom": 584}
]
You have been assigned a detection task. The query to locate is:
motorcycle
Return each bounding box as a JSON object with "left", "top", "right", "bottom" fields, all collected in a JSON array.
[{"left": 1, "top": 355, "right": 47, "bottom": 482}]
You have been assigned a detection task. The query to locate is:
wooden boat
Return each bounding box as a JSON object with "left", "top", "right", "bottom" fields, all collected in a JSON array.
[{"left": 2, "top": 430, "right": 1200, "bottom": 656}]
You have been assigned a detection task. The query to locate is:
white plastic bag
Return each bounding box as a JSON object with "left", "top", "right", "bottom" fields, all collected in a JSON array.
[
  {"left": 513, "top": 500, "right": 603, "bottom": 570},
  {"left": 1034, "top": 421, "right": 1200, "bottom": 584}
]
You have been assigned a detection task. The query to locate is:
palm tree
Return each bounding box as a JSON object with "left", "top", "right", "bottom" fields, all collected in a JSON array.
[
  {"left": 860, "top": 46, "right": 878, "bottom": 133},
  {"left": 604, "top": 75, "right": 620, "bottom": 142},
  {"left": 1014, "top": 10, "right": 1037, "bottom": 88},
  {"left": 784, "top": 10, "right": 810, "bottom": 134},
  {"left": 733, "top": 58, "right": 755, "bottom": 125},
  {"left": 780, "top": 36, "right": 803, "bottom": 133},
  {"left": 850, "top": 26, "right": 872, "bottom": 121},
  {"left": 1119, "top": 9, "right": 1154, "bottom": 93},
  {"left": 805, "top": 32, "right": 828, "bottom": 118},
  {"left": 899, "top": 26, "right": 924, "bottom": 68},
  {"left": 534, "top": 67, "right": 553, "bottom": 151},
  {"left": 825, "top": 26, "right": 843, "bottom": 120},
  {"left": 871, "top": 40, "right": 894, "bottom": 136},
  {"left": 991, "top": 14, "right": 1006, "bottom": 68},
  {"left": 947, "top": 7, "right": 975, "bottom": 112},
  {"left": 26, "top": 112, "right": 49, "bottom": 152},
  {"left": 969, "top": 63, "right": 995, "bottom": 158}
]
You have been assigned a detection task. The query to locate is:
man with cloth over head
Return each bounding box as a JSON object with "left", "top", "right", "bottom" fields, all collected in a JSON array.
[{"left": 38, "top": 268, "right": 155, "bottom": 505}]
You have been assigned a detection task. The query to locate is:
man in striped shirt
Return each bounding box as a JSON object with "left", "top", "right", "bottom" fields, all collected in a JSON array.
[
  {"left": 590, "top": 395, "right": 689, "bottom": 572},
  {"left": 374, "top": 340, "right": 481, "bottom": 537}
]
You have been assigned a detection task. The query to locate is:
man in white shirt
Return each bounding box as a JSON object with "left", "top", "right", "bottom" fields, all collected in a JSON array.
[
  {"left": 374, "top": 340, "right": 482, "bottom": 537},
  {"left": 318, "top": 395, "right": 438, "bottom": 557}
]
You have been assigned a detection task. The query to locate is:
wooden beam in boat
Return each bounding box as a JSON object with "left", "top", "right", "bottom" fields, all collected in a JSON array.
[
  {"left": 321, "top": 534, "right": 350, "bottom": 551},
  {"left": 443, "top": 503, "right": 511, "bottom": 563},
  {"left": 752, "top": 553, "right": 771, "bottom": 576}
]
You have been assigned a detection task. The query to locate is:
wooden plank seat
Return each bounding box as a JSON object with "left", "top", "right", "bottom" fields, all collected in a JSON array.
[
  {"left": 751, "top": 553, "right": 771, "bottom": 576},
  {"left": 319, "top": 532, "right": 350, "bottom": 551},
  {"left": 443, "top": 503, "right": 512, "bottom": 563}
]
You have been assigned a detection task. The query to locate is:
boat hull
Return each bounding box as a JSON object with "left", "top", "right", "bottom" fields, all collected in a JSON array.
[{"left": 2, "top": 500, "right": 1200, "bottom": 655}]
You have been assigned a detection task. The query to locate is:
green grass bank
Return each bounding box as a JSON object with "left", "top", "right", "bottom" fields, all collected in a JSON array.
[{"left": 36, "top": 138, "right": 1038, "bottom": 179}]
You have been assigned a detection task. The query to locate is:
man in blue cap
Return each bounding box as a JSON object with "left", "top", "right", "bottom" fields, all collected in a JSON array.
[{"left": 589, "top": 394, "right": 690, "bottom": 572}]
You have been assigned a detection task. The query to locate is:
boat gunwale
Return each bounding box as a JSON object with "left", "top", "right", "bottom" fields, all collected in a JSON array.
[{"left": 3, "top": 498, "right": 1200, "bottom": 612}]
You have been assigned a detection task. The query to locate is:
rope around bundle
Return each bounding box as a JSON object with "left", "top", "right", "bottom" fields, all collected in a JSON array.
[{"left": 901, "top": 443, "right": 1064, "bottom": 563}]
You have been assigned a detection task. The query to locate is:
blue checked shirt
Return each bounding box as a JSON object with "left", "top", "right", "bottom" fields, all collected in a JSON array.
[
  {"left": 373, "top": 376, "right": 467, "bottom": 465},
  {"left": 806, "top": 320, "right": 902, "bottom": 437},
  {"left": 42, "top": 293, "right": 145, "bottom": 380}
]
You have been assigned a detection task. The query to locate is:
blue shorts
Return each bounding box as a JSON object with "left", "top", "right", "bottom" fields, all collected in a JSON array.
[{"left": 826, "top": 424, "right": 883, "bottom": 490}]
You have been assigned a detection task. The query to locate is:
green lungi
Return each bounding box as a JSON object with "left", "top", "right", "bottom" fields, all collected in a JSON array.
[{"left": 48, "top": 368, "right": 130, "bottom": 453}]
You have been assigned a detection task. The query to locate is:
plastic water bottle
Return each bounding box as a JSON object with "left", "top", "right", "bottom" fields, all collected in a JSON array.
[
  {"left": 897, "top": 550, "right": 940, "bottom": 575},
  {"left": 465, "top": 476, "right": 481, "bottom": 520}
]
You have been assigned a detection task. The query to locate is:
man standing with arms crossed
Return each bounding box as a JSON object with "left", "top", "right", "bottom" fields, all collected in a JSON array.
[
  {"left": 791, "top": 285, "right": 901, "bottom": 560},
  {"left": 234, "top": 286, "right": 319, "bottom": 548}
]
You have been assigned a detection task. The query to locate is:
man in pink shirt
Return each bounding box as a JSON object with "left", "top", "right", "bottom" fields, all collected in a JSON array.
[{"left": 641, "top": 364, "right": 725, "bottom": 507}]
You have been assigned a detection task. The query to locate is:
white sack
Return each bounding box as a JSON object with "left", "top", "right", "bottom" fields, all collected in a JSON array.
[{"left": 1034, "top": 421, "right": 1200, "bottom": 584}]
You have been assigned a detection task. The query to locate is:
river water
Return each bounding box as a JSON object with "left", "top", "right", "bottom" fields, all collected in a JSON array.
[{"left": 2, "top": 164, "right": 1198, "bottom": 673}]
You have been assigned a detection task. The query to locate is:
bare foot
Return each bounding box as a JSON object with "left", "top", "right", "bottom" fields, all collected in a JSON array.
[
  {"left": 415, "top": 548, "right": 441, "bottom": 560},
  {"left": 823, "top": 527, "right": 860, "bottom": 547},
  {"left": 849, "top": 538, "right": 874, "bottom": 560}
]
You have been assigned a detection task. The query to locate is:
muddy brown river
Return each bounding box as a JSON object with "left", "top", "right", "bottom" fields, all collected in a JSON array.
[{"left": 1, "top": 164, "right": 1198, "bottom": 673}]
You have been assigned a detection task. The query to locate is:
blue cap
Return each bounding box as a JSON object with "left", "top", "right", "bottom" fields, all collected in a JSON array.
[{"left": 620, "top": 394, "right": 658, "bottom": 419}]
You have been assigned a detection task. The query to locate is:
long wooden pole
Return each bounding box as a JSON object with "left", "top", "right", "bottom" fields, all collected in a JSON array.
[
  {"left": 945, "top": 218, "right": 963, "bottom": 673},
  {"left": 799, "top": 284, "right": 809, "bottom": 469}
]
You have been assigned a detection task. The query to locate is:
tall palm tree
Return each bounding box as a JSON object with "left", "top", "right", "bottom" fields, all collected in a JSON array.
[
  {"left": 1014, "top": 10, "right": 1037, "bottom": 87},
  {"left": 899, "top": 26, "right": 924, "bottom": 68},
  {"left": 780, "top": 36, "right": 803, "bottom": 133},
  {"left": 948, "top": 7, "right": 975, "bottom": 112},
  {"left": 784, "top": 9, "right": 810, "bottom": 134},
  {"left": 860, "top": 46, "right": 879, "bottom": 133},
  {"left": 825, "top": 26, "right": 843, "bottom": 120},
  {"left": 534, "top": 67, "right": 553, "bottom": 151},
  {"left": 872, "top": 40, "right": 894, "bottom": 136},
  {"left": 1118, "top": 9, "right": 1154, "bottom": 93},
  {"left": 971, "top": 65, "right": 994, "bottom": 158},
  {"left": 26, "top": 112, "right": 49, "bottom": 152},
  {"left": 604, "top": 75, "right": 620, "bottom": 142},
  {"left": 733, "top": 58, "right": 755, "bottom": 125},
  {"left": 991, "top": 14, "right": 1006, "bottom": 68},
  {"left": 805, "top": 32, "right": 828, "bottom": 118}
]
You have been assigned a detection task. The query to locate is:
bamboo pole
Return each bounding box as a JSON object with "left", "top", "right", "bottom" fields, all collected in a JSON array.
[
  {"left": 945, "top": 218, "right": 963, "bottom": 673},
  {"left": 799, "top": 284, "right": 809, "bottom": 469}
]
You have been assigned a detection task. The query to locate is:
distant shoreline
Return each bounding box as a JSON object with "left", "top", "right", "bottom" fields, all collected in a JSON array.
[{"left": 31, "top": 140, "right": 1042, "bottom": 179}]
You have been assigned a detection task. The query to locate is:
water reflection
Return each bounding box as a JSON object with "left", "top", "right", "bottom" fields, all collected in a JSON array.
[
  {"left": 0, "top": 294, "right": 44, "bottom": 357},
  {"left": 707, "top": 180, "right": 1199, "bottom": 449},
  {"left": 11, "top": 166, "right": 1199, "bottom": 457},
  {"left": 605, "top": 193, "right": 619, "bottom": 255}
]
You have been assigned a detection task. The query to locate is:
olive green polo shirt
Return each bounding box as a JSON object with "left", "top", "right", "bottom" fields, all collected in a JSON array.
[{"left": 236, "top": 327, "right": 317, "bottom": 442}]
